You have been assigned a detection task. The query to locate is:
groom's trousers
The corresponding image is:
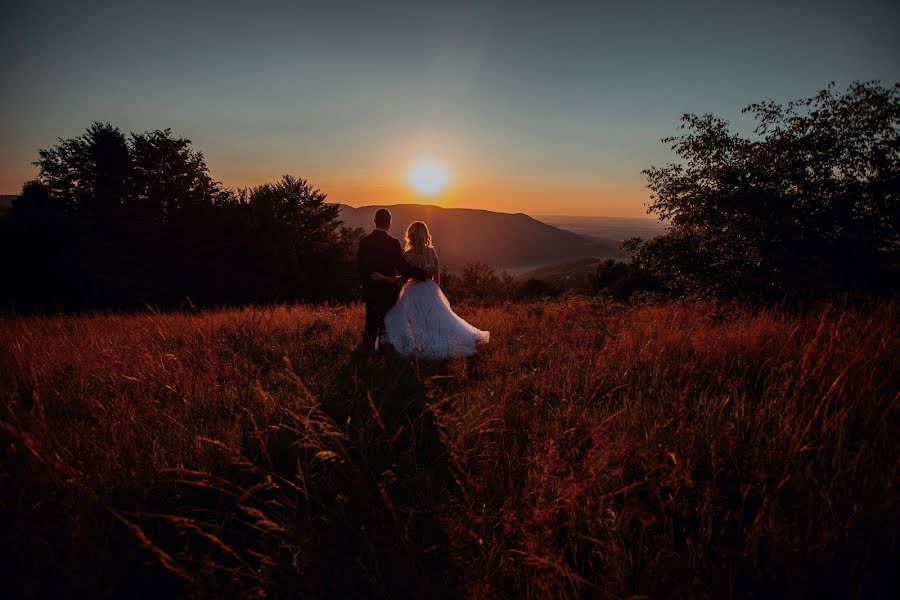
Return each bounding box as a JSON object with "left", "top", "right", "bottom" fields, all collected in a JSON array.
[
  {"left": 360, "top": 278, "right": 401, "bottom": 352},
  {"left": 361, "top": 300, "right": 389, "bottom": 351},
  {"left": 362, "top": 302, "right": 387, "bottom": 351}
]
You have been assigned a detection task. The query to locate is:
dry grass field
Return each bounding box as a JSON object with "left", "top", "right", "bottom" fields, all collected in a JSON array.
[{"left": 1, "top": 298, "right": 897, "bottom": 598}]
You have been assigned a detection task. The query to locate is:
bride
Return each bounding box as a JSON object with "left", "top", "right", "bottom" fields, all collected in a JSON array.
[{"left": 371, "top": 221, "right": 489, "bottom": 359}]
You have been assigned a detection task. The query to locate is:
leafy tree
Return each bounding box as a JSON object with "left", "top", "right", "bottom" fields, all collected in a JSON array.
[
  {"left": 246, "top": 175, "right": 362, "bottom": 301},
  {"left": 12, "top": 180, "right": 56, "bottom": 216},
  {"left": 588, "top": 258, "right": 658, "bottom": 301},
  {"left": 2, "top": 180, "right": 90, "bottom": 310},
  {"left": 516, "top": 277, "right": 560, "bottom": 299},
  {"left": 442, "top": 262, "right": 525, "bottom": 305},
  {"left": 34, "top": 122, "right": 131, "bottom": 217},
  {"left": 1, "top": 123, "right": 362, "bottom": 312},
  {"left": 129, "top": 128, "right": 230, "bottom": 224},
  {"left": 631, "top": 82, "right": 899, "bottom": 299}
]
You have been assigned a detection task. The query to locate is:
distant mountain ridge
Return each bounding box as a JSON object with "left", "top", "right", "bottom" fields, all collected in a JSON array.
[
  {"left": 537, "top": 214, "right": 667, "bottom": 243},
  {"left": 519, "top": 257, "right": 605, "bottom": 289},
  {"left": 336, "top": 203, "right": 619, "bottom": 270}
]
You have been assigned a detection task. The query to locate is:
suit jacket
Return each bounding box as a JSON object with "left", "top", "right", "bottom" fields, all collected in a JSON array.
[{"left": 357, "top": 229, "right": 427, "bottom": 308}]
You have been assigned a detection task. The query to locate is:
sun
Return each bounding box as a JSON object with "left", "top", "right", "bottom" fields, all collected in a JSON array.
[{"left": 406, "top": 159, "right": 450, "bottom": 197}]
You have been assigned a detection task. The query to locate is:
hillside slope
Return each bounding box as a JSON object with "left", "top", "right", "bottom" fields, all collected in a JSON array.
[
  {"left": 537, "top": 214, "right": 666, "bottom": 242},
  {"left": 337, "top": 203, "right": 619, "bottom": 269},
  {"left": 519, "top": 257, "right": 605, "bottom": 289}
]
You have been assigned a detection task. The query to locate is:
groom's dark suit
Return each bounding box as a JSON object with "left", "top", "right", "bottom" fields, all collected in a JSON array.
[{"left": 357, "top": 228, "right": 427, "bottom": 350}]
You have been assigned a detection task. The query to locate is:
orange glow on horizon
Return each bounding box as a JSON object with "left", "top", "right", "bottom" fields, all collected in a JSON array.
[
  {"left": 314, "top": 177, "right": 651, "bottom": 218},
  {"left": 0, "top": 150, "right": 654, "bottom": 218}
]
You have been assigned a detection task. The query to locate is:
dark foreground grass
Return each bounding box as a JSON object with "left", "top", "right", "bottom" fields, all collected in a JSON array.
[{"left": 1, "top": 298, "right": 897, "bottom": 598}]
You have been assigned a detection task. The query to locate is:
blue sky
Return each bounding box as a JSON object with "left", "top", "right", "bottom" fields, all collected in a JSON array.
[{"left": 2, "top": 0, "right": 897, "bottom": 216}]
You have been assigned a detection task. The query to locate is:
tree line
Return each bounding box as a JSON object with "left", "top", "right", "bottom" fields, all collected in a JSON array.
[
  {"left": 1, "top": 82, "right": 896, "bottom": 312},
  {"left": 1, "top": 123, "right": 362, "bottom": 312}
]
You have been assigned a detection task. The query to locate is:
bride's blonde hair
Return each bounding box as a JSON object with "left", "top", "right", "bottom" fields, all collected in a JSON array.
[{"left": 404, "top": 221, "right": 433, "bottom": 252}]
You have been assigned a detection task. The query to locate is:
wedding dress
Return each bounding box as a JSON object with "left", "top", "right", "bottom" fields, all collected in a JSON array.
[{"left": 382, "top": 247, "right": 489, "bottom": 359}]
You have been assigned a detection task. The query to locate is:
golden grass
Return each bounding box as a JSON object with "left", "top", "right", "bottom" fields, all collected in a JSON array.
[{"left": 1, "top": 298, "right": 897, "bottom": 598}]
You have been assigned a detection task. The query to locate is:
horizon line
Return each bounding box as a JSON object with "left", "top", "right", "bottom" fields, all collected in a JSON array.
[
  {"left": 0, "top": 192, "right": 659, "bottom": 220},
  {"left": 333, "top": 200, "right": 658, "bottom": 220}
]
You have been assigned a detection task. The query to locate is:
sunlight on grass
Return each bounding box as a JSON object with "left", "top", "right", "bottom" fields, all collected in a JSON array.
[{"left": 1, "top": 298, "right": 896, "bottom": 596}]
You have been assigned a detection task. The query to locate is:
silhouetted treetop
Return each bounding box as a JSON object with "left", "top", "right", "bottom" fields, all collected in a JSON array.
[
  {"left": 129, "top": 128, "right": 231, "bottom": 222},
  {"left": 632, "top": 81, "right": 899, "bottom": 299},
  {"left": 3, "top": 123, "right": 361, "bottom": 312},
  {"left": 32, "top": 123, "right": 230, "bottom": 223},
  {"left": 247, "top": 175, "right": 340, "bottom": 240},
  {"left": 35, "top": 122, "right": 131, "bottom": 215}
]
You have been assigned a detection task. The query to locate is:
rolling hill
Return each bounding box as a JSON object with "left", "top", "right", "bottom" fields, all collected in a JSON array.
[
  {"left": 537, "top": 214, "right": 666, "bottom": 243},
  {"left": 519, "top": 257, "right": 606, "bottom": 290},
  {"left": 337, "top": 203, "right": 619, "bottom": 270}
]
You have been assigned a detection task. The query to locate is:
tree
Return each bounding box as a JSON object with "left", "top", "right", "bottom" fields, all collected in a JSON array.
[
  {"left": 631, "top": 82, "right": 899, "bottom": 299},
  {"left": 34, "top": 122, "right": 131, "bottom": 218},
  {"left": 1, "top": 123, "right": 363, "bottom": 312},
  {"left": 588, "top": 258, "right": 657, "bottom": 301},
  {"left": 516, "top": 277, "right": 559, "bottom": 299},
  {"left": 2, "top": 180, "right": 87, "bottom": 311},
  {"left": 129, "top": 128, "right": 231, "bottom": 224},
  {"left": 441, "top": 262, "right": 520, "bottom": 305},
  {"left": 247, "top": 175, "right": 362, "bottom": 301},
  {"left": 12, "top": 180, "right": 55, "bottom": 216}
]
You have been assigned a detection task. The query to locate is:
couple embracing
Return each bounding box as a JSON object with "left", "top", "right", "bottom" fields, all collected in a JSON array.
[{"left": 357, "top": 208, "right": 489, "bottom": 359}]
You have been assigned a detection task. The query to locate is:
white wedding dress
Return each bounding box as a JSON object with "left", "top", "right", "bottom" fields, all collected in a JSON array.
[{"left": 382, "top": 247, "right": 490, "bottom": 359}]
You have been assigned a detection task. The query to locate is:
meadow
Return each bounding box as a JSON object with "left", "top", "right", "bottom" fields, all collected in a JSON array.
[{"left": 1, "top": 297, "right": 897, "bottom": 598}]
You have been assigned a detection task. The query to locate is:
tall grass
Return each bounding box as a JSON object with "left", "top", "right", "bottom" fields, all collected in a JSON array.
[{"left": 1, "top": 298, "right": 896, "bottom": 598}]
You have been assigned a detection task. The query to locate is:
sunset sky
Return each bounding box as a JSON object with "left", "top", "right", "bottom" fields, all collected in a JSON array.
[{"left": 1, "top": 0, "right": 897, "bottom": 217}]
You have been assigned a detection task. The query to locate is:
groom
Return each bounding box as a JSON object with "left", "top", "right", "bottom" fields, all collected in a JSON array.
[{"left": 357, "top": 208, "right": 427, "bottom": 351}]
